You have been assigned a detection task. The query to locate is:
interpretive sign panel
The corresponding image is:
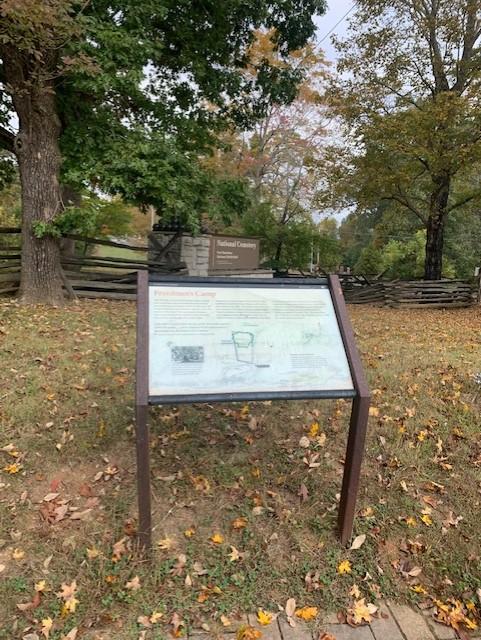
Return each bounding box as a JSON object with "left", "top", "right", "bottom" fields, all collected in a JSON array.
[
  {"left": 209, "top": 235, "right": 260, "bottom": 271},
  {"left": 148, "top": 284, "right": 354, "bottom": 400},
  {"left": 135, "top": 274, "right": 370, "bottom": 551}
]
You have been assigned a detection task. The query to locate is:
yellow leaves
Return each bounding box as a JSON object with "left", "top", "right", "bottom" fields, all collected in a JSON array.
[
  {"left": 295, "top": 606, "right": 318, "bottom": 621},
  {"left": 347, "top": 599, "right": 378, "bottom": 626},
  {"left": 184, "top": 528, "right": 196, "bottom": 538},
  {"left": 232, "top": 517, "right": 248, "bottom": 530},
  {"left": 308, "top": 422, "right": 319, "bottom": 438},
  {"left": 125, "top": 575, "right": 141, "bottom": 591},
  {"left": 57, "top": 580, "right": 79, "bottom": 615},
  {"left": 412, "top": 585, "right": 428, "bottom": 595},
  {"left": 434, "top": 599, "right": 478, "bottom": 632},
  {"left": 210, "top": 533, "right": 224, "bottom": 545},
  {"left": 3, "top": 462, "right": 22, "bottom": 474},
  {"left": 150, "top": 611, "right": 163, "bottom": 623},
  {"left": 256, "top": 609, "right": 273, "bottom": 625},
  {"left": 421, "top": 514, "right": 433, "bottom": 527},
  {"left": 405, "top": 516, "right": 417, "bottom": 527},
  {"left": 369, "top": 406, "right": 380, "bottom": 417},
  {"left": 35, "top": 580, "right": 47, "bottom": 593},
  {"left": 157, "top": 536, "right": 176, "bottom": 551},
  {"left": 237, "top": 625, "right": 262, "bottom": 640},
  {"left": 12, "top": 548, "right": 25, "bottom": 560},
  {"left": 337, "top": 560, "right": 352, "bottom": 575},
  {"left": 41, "top": 616, "right": 53, "bottom": 639},
  {"left": 417, "top": 430, "right": 428, "bottom": 442}
]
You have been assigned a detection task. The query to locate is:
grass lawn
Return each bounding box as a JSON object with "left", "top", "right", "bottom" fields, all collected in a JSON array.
[{"left": 0, "top": 300, "right": 480, "bottom": 639}]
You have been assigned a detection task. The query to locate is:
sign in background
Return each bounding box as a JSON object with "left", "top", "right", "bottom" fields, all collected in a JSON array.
[{"left": 209, "top": 235, "right": 260, "bottom": 271}]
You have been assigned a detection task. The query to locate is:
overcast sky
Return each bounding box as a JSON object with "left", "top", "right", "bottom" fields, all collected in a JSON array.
[{"left": 314, "top": 1, "right": 354, "bottom": 62}]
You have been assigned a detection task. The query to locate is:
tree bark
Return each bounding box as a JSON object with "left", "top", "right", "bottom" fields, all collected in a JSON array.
[
  {"left": 13, "top": 85, "right": 65, "bottom": 305},
  {"left": 424, "top": 175, "right": 450, "bottom": 280}
]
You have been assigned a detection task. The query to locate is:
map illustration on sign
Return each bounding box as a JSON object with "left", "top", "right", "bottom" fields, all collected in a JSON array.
[{"left": 148, "top": 285, "right": 354, "bottom": 397}]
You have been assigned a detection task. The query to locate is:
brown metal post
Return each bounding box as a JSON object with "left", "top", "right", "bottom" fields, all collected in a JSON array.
[
  {"left": 328, "top": 275, "right": 371, "bottom": 545},
  {"left": 135, "top": 270, "right": 152, "bottom": 550}
]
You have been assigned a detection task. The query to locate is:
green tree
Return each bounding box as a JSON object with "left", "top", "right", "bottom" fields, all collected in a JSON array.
[
  {"left": 0, "top": 0, "right": 325, "bottom": 304},
  {"left": 325, "top": 0, "right": 481, "bottom": 280},
  {"left": 354, "top": 245, "right": 383, "bottom": 276}
]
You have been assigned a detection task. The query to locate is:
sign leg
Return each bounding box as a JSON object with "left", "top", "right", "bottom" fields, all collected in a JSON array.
[
  {"left": 338, "top": 395, "right": 370, "bottom": 545},
  {"left": 135, "top": 403, "right": 152, "bottom": 551}
]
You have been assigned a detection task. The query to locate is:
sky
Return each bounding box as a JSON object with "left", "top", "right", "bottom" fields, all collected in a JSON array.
[{"left": 314, "top": 0, "right": 354, "bottom": 62}]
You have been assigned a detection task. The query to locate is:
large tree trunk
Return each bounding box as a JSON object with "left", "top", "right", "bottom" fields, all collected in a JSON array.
[
  {"left": 1, "top": 44, "right": 65, "bottom": 305},
  {"left": 424, "top": 175, "right": 450, "bottom": 281},
  {"left": 15, "top": 87, "right": 64, "bottom": 305}
]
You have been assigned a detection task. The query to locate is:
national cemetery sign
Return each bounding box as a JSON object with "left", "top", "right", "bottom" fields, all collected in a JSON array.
[
  {"left": 208, "top": 235, "right": 260, "bottom": 272},
  {"left": 135, "top": 273, "right": 370, "bottom": 549}
]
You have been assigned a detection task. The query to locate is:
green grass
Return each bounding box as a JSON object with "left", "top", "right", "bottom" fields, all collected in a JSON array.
[{"left": 0, "top": 300, "right": 480, "bottom": 638}]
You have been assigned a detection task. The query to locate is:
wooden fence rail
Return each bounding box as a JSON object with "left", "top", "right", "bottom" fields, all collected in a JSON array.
[
  {"left": 1, "top": 228, "right": 478, "bottom": 306},
  {"left": 0, "top": 228, "right": 186, "bottom": 300}
]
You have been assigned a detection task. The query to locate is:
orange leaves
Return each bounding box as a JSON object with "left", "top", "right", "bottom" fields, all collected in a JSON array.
[
  {"left": 435, "top": 599, "right": 478, "bottom": 633},
  {"left": 237, "top": 626, "right": 262, "bottom": 640},
  {"left": 232, "top": 517, "right": 248, "bottom": 530},
  {"left": 295, "top": 606, "right": 318, "bottom": 621}
]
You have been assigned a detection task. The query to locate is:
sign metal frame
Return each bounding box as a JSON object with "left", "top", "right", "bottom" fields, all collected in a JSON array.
[{"left": 135, "top": 271, "right": 370, "bottom": 549}]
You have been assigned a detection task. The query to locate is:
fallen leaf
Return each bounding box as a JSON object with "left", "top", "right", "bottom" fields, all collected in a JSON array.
[
  {"left": 337, "top": 560, "right": 352, "bottom": 575},
  {"left": 126, "top": 575, "right": 141, "bottom": 591},
  {"left": 61, "top": 628, "right": 78, "bottom": 640},
  {"left": 285, "top": 597, "right": 296, "bottom": 618},
  {"left": 150, "top": 611, "right": 163, "bottom": 624},
  {"left": 421, "top": 514, "right": 433, "bottom": 527},
  {"left": 350, "top": 534, "right": 366, "bottom": 550},
  {"left": 295, "top": 606, "right": 318, "bottom": 621},
  {"left": 157, "top": 537, "right": 176, "bottom": 551},
  {"left": 35, "top": 580, "right": 47, "bottom": 592},
  {"left": 308, "top": 422, "right": 320, "bottom": 437},
  {"left": 210, "top": 533, "right": 224, "bottom": 544},
  {"left": 347, "top": 599, "right": 378, "bottom": 626},
  {"left": 3, "top": 462, "right": 22, "bottom": 474},
  {"left": 350, "top": 584, "right": 361, "bottom": 599},
  {"left": 41, "top": 617, "right": 53, "bottom": 639},
  {"left": 229, "top": 546, "right": 241, "bottom": 562},
  {"left": 86, "top": 547, "right": 100, "bottom": 560},
  {"left": 137, "top": 616, "right": 151, "bottom": 628},
  {"left": 232, "top": 517, "right": 248, "bottom": 530},
  {"left": 237, "top": 626, "right": 262, "bottom": 640},
  {"left": 257, "top": 609, "right": 273, "bottom": 625}
]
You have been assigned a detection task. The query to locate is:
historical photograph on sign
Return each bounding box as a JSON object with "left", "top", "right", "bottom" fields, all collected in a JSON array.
[{"left": 148, "top": 285, "right": 354, "bottom": 397}]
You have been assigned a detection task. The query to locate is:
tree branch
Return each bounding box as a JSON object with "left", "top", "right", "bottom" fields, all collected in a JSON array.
[{"left": 447, "top": 193, "right": 480, "bottom": 213}]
